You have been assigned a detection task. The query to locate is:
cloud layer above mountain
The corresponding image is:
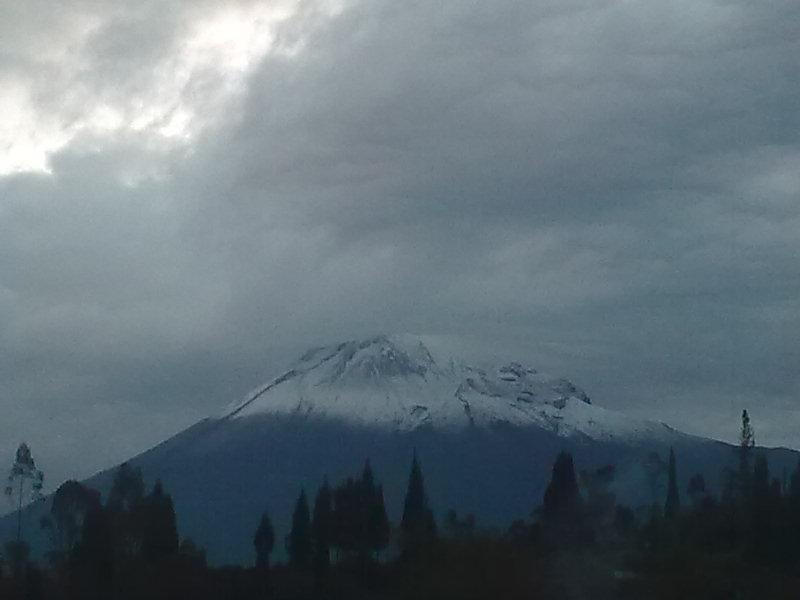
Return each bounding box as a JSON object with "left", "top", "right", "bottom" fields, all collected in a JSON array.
[{"left": 1, "top": 0, "right": 798, "bottom": 486}]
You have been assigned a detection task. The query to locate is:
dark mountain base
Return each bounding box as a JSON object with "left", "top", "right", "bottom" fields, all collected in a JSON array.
[{"left": 5, "top": 413, "right": 796, "bottom": 566}]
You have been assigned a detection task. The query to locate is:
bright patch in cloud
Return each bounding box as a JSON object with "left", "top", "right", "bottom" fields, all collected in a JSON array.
[{"left": 0, "top": 1, "right": 301, "bottom": 176}]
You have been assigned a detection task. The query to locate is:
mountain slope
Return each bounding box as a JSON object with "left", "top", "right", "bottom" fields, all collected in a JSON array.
[{"left": 4, "top": 334, "right": 797, "bottom": 566}]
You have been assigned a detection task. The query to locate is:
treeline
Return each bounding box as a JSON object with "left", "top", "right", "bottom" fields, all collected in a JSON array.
[
  {"left": 2, "top": 410, "right": 800, "bottom": 599},
  {"left": 0, "top": 451, "right": 439, "bottom": 599}
]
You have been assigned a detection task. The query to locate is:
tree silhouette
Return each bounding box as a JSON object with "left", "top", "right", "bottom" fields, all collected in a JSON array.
[
  {"left": 106, "top": 462, "right": 146, "bottom": 563},
  {"left": 368, "top": 482, "right": 390, "bottom": 558},
  {"left": 287, "top": 488, "right": 312, "bottom": 570},
  {"left": 329, "top": 461, "right": 392, "bottom": 564},
  {"left": 359, "top": 460, "right": 390, "bottom": 559},
  {"left": 73, "top": 503, "right": 114, "bottom": 598},
  {"left": 141, "top": 480, "right": 179, "bottom": 564},
  {"left": 664, "top": 448, "right": 680, "bottom": 520},
  {"left": 312, "top": 479, "right": 332, "bottom": 580},
  {"left": 400, "top": 452, "right": 436, "bottom": 558},
  {"left": 106, "top": 462, "right": 145, "bottom": 512},
  {"left": 40, "top": 480, "right": 100, "bottom": 563},
  {"left": 542, "top": 451, "right": 582, "bottom": 522},
  {"left": 740, "top": 410, "right": 755, "bottom": 472},
  {"left": 254, "top": 511, "right": 275, "bottom": 570},
  {"left": 5, "top": 442, "right": 44, "bottom": 544}
]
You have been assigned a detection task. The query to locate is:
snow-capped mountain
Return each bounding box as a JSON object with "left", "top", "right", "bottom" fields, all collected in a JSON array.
[
  {"left": 225, "top": 334, "right": 673, "bottom": 442},
  {"left": 5, "top": 334, "right": 798, "bottom": 565}
]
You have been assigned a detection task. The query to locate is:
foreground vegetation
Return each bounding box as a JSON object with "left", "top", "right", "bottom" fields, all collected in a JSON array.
[{"left": 2, "top": 410, "right": 800, "bottom": 599}]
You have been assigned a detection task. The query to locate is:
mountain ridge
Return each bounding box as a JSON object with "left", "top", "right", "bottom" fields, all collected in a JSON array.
[
  {"left": 223, "top": 333, "right": 680, "bottom": 443},
  {"left": 4, "top": 333, "right": 795, "bottom": 566}
]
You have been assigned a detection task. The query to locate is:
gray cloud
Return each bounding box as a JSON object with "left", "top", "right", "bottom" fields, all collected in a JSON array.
[{"left": 0, "top": 0, "right": 798, "bottom": 489}]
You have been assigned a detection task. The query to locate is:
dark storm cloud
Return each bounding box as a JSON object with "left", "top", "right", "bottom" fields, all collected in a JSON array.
[{"left": 0, "top": 0, "right": 798, "bottom": 487}]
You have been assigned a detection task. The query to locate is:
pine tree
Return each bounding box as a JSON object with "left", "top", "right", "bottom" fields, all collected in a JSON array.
[
  {"left": 74, "top": 503, "right": 114, "bottom": 598},
  {"left": 287, "top": 489, "right": 312, "bottom": 570},
  {"left": 106, "top": 462, "right": 145, "bottom": 513},
  {"left": 359, "top": 460, "right": 390, "bottom": 559},
  {"left": 254, "top": 511, "right": 275, "bottom": 570},
  {"left": 141, "top": 480, "right": 179, "bottom": 564},
  {"left": 329, "top": 461, "right": 392, "bottom": 564},
  {"left": 542, "top": 451, "right": 582, "bottom": 522},
  {"left": 311, "top": 479, "right": 332, "bottom": 578},
  {"left": 331, "top": 477, "right": 360, "bottom": 558},
  {"left": 368, "top": 483, "right": 390, "bottom": 558},
  {"left": 664, "top": 447, "right": 680, "bottom": 520},
  {"left": 400, "top": 452, "right": 436, "bottom": 558},
  {"left": 106, "top": 463, "right": 146, "bottom": 563}
]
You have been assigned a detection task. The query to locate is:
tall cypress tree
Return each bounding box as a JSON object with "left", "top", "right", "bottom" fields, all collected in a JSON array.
[
  {"left": 142, "top": 480, "right": 179, "bottom": 564},
  {"left": 254, "top": 511, "right": 275, "bottom": 570},
  {"left": 74, "top": 503, "right": 114, "bottom": 598},
  {"left": 400, "top": 452, "right": 436, "bottom": 558},
  {"left": 331, "top": 477, "right": 359, "bottom": 558},
  {"left": 664, "top": 448, "right": 680, "bottom": 520},
  {"left": 106, "top": 463, "right": 146, "bottom": 564},
  {"left": 359, "top": 460, "right": 390, "bottom": 559},
  {"left": 287, "top": 489, "right": 312, "bottom": 570},
  {"left": 542, "top": 451, "right": 582, "bottom": 522},
  {"left": 312, "top": 479, "right": 332, "bottom": 578},
  {"left": 368, "top": 483, "right": 390, "bottom": 559}
]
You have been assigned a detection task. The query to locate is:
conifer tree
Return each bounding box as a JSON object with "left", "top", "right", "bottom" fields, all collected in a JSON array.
[
  {"left": 254, "top": 511, "right": 275, "bottom": 570},
  {"left": 331, "top": 477, "right": 359, "bottom": 557},
  {"left": 368, "top": 483, "right": 390, "bottom": 558},
  {"left": 542, "top": 451, "right": 582, "bottom": 522},
  {"left": 664, "top": 447, "right": 680, "bottom": 519},
  {"left": 106, "top": 463, "right": 146, "bottom": 563},
  {"left": 329, "top": 461, "right": 391, "bottom": 564},
  {"left": 74, "top": 503, "right": 114, "bottom": 597},
  {"left": 141, "top": 480, "right": 179, "bottom": 564},
  {"left": 312, "top": 479, "right": 332, "bottom": 577},
  {"left": 400, "top": 452, "right": 436, "bottom": 557},
  {"left": 360, "top": 460, "right": 390, "bottom": 559},
  {"left": 287, "top": 488, "right": 312, "bottom": 570},
  {"left": 106, "top": 462, "right": 145, "bottom": 513}
]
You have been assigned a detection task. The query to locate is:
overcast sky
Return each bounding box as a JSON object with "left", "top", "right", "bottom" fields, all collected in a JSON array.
[{"left": 1, "top": 0, "right": 798, "bottom": 490}]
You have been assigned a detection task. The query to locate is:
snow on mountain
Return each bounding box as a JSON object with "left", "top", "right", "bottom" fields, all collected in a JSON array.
[
  {"left": 7, "top": 333, "right": 798, "bottom": 565},
  {"left": 224, "top": 334, "right": 674, "bottom": 443}
]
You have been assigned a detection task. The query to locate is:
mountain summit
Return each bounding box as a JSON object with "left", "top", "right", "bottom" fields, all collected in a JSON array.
[
  {"left": 226, "top": 333, "right": 668, "bottom": 442},
  {"left": 7, "top": 334, "right": 797, "bottom": 566}
]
